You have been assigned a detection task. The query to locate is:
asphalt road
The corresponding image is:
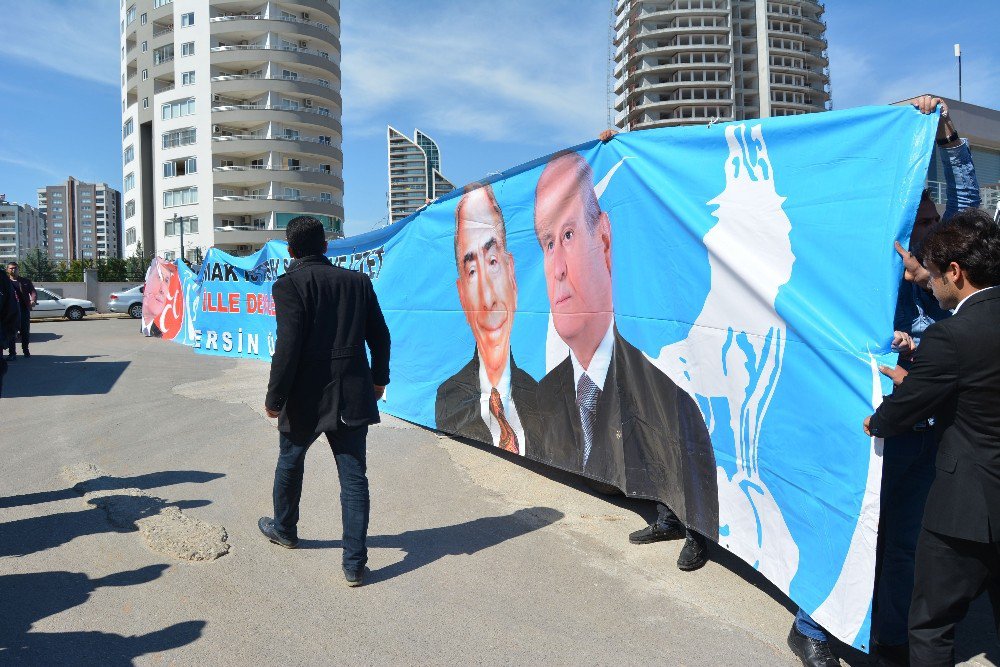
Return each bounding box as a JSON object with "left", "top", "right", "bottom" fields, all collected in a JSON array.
[{"left": 1, "top": 319, "right": 995, "bottom": 665}]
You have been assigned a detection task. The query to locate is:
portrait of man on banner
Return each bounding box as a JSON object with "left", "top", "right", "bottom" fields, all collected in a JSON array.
[
  {"left": 435, "top": 183, "right": 543, "bottom": 456},
  {"left": 141, "top": 257, "right": 184, "bottom": 339},
  {"left": 532, "top": 151, "right": 720, "bottom": 539}
]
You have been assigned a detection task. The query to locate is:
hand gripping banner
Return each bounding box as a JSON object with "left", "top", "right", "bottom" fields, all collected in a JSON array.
[{"left": 145, "top": 106, "right": 936, "bottom": 649}]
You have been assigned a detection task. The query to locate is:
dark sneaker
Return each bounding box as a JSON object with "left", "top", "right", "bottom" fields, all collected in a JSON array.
[
  {"left": 344, "top": 567, "right": 368, "bottom": 587},
  {"left": 629, "top": 521, "right": 685, "bottom": 544},
  {"left": 676, "top": 531, "right": 709, "bottom": 571},
  {"left": 257, "top": 516, "right": 298, "bottom": 549},
  {"left": 787, "top": 623, "right": 840, "bottom": 667}
]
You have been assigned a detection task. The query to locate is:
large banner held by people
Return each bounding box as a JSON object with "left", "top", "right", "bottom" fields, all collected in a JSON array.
[{"left": 144, "top": 106, "right": 936, "bottom": 650}]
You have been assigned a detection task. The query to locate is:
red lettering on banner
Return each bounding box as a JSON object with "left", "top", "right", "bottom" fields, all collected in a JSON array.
[{"left": 229, "top": 293, "right": 240, "bottom": 313}]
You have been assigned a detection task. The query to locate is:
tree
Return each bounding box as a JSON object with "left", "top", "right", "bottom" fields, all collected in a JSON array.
[
  {"left": 125, "top": 242, "right": 153, "bottom": 282},
  {"left": 18, "top": 248, "right": 56, "bottom": 282},
  {"left": 98, "top": 257, "right": 128, "bottom": 282}
]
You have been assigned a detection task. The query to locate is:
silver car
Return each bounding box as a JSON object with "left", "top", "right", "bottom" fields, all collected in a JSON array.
[
  {"left": 30, "top": 287, "right": 97, "bottom": 321},
  {"left": 108, "top": 284, "right": 144, "bottom": 319}
]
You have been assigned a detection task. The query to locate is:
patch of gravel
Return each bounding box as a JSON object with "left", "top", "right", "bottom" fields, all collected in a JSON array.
[{"left": 61, "top": 463, "right": 229, "bottom": 562}]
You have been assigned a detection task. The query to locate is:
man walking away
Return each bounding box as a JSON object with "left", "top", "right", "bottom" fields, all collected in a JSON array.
[
  {"left": 259, "top": 216, "right": 391, "bottom": 588},
  {"left": 6, "top": 262, "right": 36, "bottom": 359},
  {"left": 865, "top": 209, "right": 1000, "bottom": 665}
]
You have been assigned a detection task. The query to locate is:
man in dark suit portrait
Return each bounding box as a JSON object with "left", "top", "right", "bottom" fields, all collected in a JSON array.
[
  {"left": 259, "top": 216, "right": 391, "bottom": 588},
  {"left": 533, "top": 150, "right": 719, "bottom": 570},
  {"left": 865, "top": 209, "right": 1000, "bottom": 665},
  {"left": 435, "top": 183, "right": 541, "bottom": 456}
]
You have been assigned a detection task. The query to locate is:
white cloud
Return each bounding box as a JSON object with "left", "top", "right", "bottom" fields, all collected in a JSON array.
[
  {"left": 341, "top": 2, "right": 608, "bottom": 146},
  {"left": 0, "top": 0, "right": 119, "bottom": 87}
]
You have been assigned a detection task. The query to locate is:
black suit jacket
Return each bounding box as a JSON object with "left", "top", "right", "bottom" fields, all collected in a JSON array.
[
  {"left": 435, "top": 350, "right": 542, "bottom": 457},
  {"left": 869, "top": 287, "right": 1000, "bottom": 543},
  {"left": 265, "top": 255, "right": 391, "bottom": 436},
  {"left": 536, "top": 328, "right": 719, "bottom": 539}
]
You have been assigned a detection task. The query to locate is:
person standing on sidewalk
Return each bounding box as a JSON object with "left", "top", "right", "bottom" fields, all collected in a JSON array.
[
  {"left": 6, "top": 262, "right": 36, "bottom": 359},
  {"left": 0, "top": 268, "right": 19, "bottom": 397},
  {"left": 258, "top": 216, "right": 391, "bottom": 588}
]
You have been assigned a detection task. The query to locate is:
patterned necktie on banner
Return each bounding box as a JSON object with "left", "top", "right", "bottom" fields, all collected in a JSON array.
[
  {"left": 489, "top": 387, "right": 519, "bottom": 454},
  {"left": 576, "top": 374, "right": 601, "bottom": 468}
]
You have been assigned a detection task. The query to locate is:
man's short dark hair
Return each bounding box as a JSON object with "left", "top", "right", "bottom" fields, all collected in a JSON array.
[
  {"left": 7, "top": 262, "right": 16, "bottom": 268},
  {"left": 919, "top": 208, "right": 1000, "bottom": 287},
  {"left": 286, "top": 216, "right": 327, "bottom": 257}
]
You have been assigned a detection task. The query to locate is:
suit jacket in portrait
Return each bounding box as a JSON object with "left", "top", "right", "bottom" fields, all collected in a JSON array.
[
  {"left": 870, "top": 287, "right": 1000, "bottom": 543},
  {"left": 435, "top": 349, "right": 542, "bottom": 457},
  {"left": 265, "top": 255, "right": 391, "bottom": 437},
  {"left": 536, "top": 327, "right": 719, "bottom": 539}
]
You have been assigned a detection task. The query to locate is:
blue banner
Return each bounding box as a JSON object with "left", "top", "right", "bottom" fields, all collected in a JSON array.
[{"left": 145, "top": 105, "right": 936, "bottom": 649}]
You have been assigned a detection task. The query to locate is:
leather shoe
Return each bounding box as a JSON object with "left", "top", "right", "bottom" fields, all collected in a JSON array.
[
  {"left": 787, "top": 623, "right": 839, "bottom": 667},
  {"left": 629, "top": 521, "right": 685, "bottom": 544},
  {"left": 676, "top": 531, "right": 709, "bottom": 571},
  {"left": 344, "top": 566, "right": 368, "bottom": 587},
  {"left": 258, "top": 516, "right": 298, "bottom": 549}
]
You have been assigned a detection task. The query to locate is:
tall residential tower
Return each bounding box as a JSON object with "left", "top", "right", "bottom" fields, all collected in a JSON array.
[
  {"left": 387, "top": 127, "right": 455, "bottom": 224},
  {"left": 613, "top": 0, "right": 831, "bottom": 131},
  {"left": 37, "top": 178, "right": 122, "bottom": 261},
  {"left": 120, "top": 0, "right": 344, "bottom": 260},
  {"left": 0, "top": 196, "right": 46, "bottom": 264}
]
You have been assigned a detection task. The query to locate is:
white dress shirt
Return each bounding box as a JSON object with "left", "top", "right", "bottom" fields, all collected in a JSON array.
[
  {"left": 478, "top": 355, "right": 527, "bottom": 455},
  {"left": 569, "top": 321, "right": 616, "bottom": 394}
]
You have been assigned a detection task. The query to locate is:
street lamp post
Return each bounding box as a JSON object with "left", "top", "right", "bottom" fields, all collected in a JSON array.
[
  {"left": 174, "top": 212, "right": 183, "bottom": 263},
  {"left": 954, "top": 43, "right": 963, "bottom": 102}
]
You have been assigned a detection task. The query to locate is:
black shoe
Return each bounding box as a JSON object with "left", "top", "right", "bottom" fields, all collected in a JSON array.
[
  {"left": 22, "top": 349, "right": 29, "bottom": 358},
  {"left": 257, "top": 516, "right": 298, "bottom": 549},
  {"left": 343, "top": 566, "right": 368, "bottom": 587},
  {"left": 676, "top": 531, "right": 709, "bottom": 571},
  {"left": 787, "top": 623, "right": 840, "bottom": 667},
  {"left": 874, "top": 642, "right": 909, "bottom": 667},
  {"left": 629, "top": 521, "right": 685, "bottom": 544}
]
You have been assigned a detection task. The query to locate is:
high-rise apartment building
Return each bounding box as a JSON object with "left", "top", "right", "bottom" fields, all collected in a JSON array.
[
  {"left": 613, "top": 0, "right": 831, "bottom": 131},
  {"left": 119, "top": 0, "right": 344, "bottom": 261},
  {"left": 0, "top": 196, "right": 46, "bottom": 263},
  {"left": 387, "top": 127, "right": 455, "bottom": 224},
  {"left": 37, "top": 178, "right": 122, "bottom": 261}
]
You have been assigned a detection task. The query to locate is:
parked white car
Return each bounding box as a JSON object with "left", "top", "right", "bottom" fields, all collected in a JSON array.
[
  {"left": 30, "top": 287, "right": 97, "bottom": 321},
  {"left": 108, "top": 284, "right": 144, "bottom": 318}
]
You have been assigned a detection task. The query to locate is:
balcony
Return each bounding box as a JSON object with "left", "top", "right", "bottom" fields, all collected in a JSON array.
[
  {"left": 210, "top": 43, "right": 337, "bottom": 63},
  {"left": 152, "top": 24, "right": 174, "bottom": 38}
]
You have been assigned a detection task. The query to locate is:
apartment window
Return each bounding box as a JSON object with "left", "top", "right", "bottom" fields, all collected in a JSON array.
[
  {"left": 126, "top": 5, "right": 136, "bottom": 25},
  {"left": 283, "top": 129, "right": 300, "bottom": 140},
  {"left": 165, "top": 215, "right": 198, "bottom": 236},
  {"left": 320, "top": 192, "right": 332, "bottom": 203},
  {"left": 125, "top": 200, "right": 136, "bottom": 218},
  {"left": 140, "top": 12, "right": 147, "bottom": 25},
  {"left": 124, "top": 172, "right": 136, "bottom": 192},
  {"left": 181, "top": 42, "right": 195, "bottom": 56},
  {"left": 182, "top": 71, "right": 195, "bottom": 86},
  {"left": 141, "top": 69, "right": 148, "bottom": 81},
  {"left": 181, "top": 12, "right": 194, "bottom": 27},
  {"left": 281, "top": 69, "right": 298, "bottom": 81},
  {"left": 319, "top": 135, "right": 332, "bottom": 145},
  {"left": 125, "top": 227, "right": 137, "bottom": 246},
  {"left": 161, "top": 97, "right": 195, "bottom": 120},
  {"left": 162, "top": 127, "right": 196, "bottom": 148},
  {"left": 123, "top": 145, "right": 134, "bottom": 164},
  {"left": 163, "top": 187, "right": 198, "bottom": 207},
  {"left": 153, "top": 44, "right": 174, "bottom": 64},
  {"left": 250, "top": 158, "right": 265, "bottom": 169},
  {"left": 321, "top": 163, "right": 331, "bottom": 173},
  {"left": 122, "top": 118, "right": 134, "bottom": 139},
  {"left": 142, "top": 97, "right": 149, "bottom": 109},
  {"left": 283, "top": 188, "right": 301, "bottom": 199},
  {"left": 163, "top": 156, "right": 197, "bottom": 177},
  {"left": 153, "top": 0, "right": 173, "bottom": 7},
  {"left": 82, "top": 205, "right": 93, "bottom": 211},
  {"left": 141, "top": 40, "right": 148, "bottom": 52}
]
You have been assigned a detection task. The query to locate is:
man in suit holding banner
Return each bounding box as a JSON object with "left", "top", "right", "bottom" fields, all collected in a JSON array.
[
  {"left": 436, "top": 184, "right": 542, "bottom": 456},
  {"left": 532, "top": 151, "right": 719, "bottom": 569},
  {"left": 866, "top": 209, "right": 1000, "bottom": 665},
  {"left": 260, "top": 216, "right": 391, "bottom": 588}
]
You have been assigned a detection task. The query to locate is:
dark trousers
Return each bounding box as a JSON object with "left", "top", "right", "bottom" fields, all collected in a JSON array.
[
  {"left": 909, "top": 528, "right": 1000, "bottom": 665},
  {"left": 7, "top": 309, "right": 29, "bottom": 354},
  {"left": 273, "top": 425, "right": 370, "bottom": 572}
]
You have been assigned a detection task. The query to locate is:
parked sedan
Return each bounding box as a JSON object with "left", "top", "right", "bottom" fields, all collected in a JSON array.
[
  {"left": 30, "top": 287, "right": 97, "bottom": 321},
  {"left": 108, "top": 284, "right": 144, "bottom": 318}
]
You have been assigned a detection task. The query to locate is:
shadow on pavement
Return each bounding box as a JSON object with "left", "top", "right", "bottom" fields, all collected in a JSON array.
[
  {"left": 3, "top": 355, "right": 129, "bottom": 397},
  {"left": 298, "top": 507, "right": 564, "bottom": 584},
  {"left": 0, "top": 564, "right": 206, "bottom": 664},
  {"left": 21, "top": 332, "right": 62, "bottom": 343},
  {"left": 0, "top": 497, "right": 211, "bottom": 558},
  {"left": 0, "top": 471, "right": 225, "bottom": 510}
]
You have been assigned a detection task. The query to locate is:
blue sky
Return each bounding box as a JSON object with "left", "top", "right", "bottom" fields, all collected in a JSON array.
[{"left": 0, "top": 0, "right": 996, "bottom": 237}]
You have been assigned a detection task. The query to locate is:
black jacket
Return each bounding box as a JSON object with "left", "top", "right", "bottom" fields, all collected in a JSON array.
[
  {"left": 536, "top": 327, "right": 719, "bottom": 539},
  {"left": 265, "top": 255, "right": 391, "bottom": 435},
  {"left": 869, "top": 287, "right": 1000, "bottom": 543},
  {"left": 435, "top": 350, "right": 542, "bottom": 457}
]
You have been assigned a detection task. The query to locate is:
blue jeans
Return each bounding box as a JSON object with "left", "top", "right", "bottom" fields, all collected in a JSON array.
[
  {"left": 796, "top": 430, "right": 936, "bottom": 645},
  {"left": 273, "top": 426, "right": 370, "bottom": 572}
]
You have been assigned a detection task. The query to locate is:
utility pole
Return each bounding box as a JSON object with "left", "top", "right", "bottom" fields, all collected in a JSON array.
[
  {"left": 954, "top": 44, "right": 962, "bottom": 102},
  {"left": 174, "top": 212, "right": 183, "bottom": 263}
]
